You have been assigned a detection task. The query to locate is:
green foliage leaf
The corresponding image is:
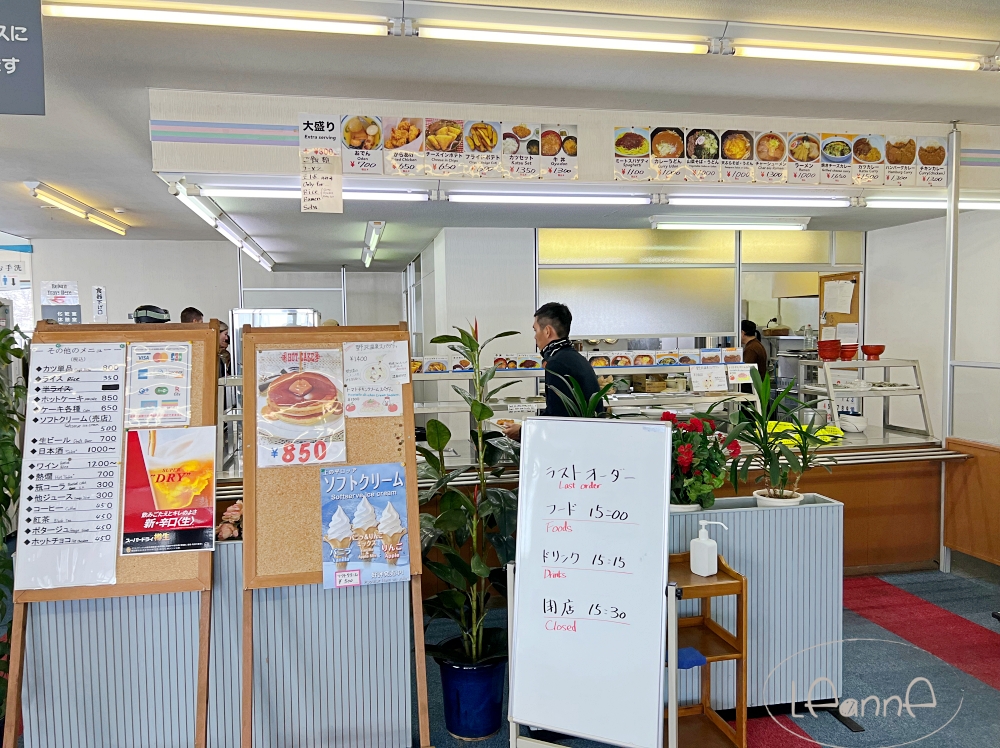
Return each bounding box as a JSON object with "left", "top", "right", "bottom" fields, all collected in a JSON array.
[
  {"left": 416, "top": 445, "right": 441, "bottom": 476},
  {"left": 435, "top": 508, "right": 469, "bottom": 534},
  {"left": 425, "top": 419, "right": 452, "bottom": 451},
  {"left": 487, "top": 436, "right": 520, "bottom": 465},
  {"left": 469, "top": 400, "right": 494, "bottom": 422},
  {"left": 486, "top": 532, "right": 516, "bottom": 566},
  {"left": 429, "top": 334, "right": 463, "bottom": 346},
  {"left": 439, "top": 488, "right": 475, "bottom": 516},
  {"left": 470, "top": 554, "right": 491, "bottom": 578},
  {"left": 419, "top": 513, "right": 443, "bottom": 554},
  {"left": 424, "top": 560, "right": 467, "bottom": 590}
]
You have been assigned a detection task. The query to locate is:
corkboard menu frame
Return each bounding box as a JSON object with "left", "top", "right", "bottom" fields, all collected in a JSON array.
[
  {"left": 240, "top": 323, "right": 432, "bottom": 748},
  {"left": 4, "top": 321, "right": 220, "bottom": 748}
]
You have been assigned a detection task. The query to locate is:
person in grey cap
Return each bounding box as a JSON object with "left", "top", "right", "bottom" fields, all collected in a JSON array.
[{"left": 133, "top": 305, "right": 170, "bottom": 323}]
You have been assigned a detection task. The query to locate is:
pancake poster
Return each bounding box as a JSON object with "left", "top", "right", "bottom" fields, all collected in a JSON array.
[
  {"left": 321, "top": 462, "right": 410, "bottom": 588},
  {"left": 255, "top": 349, "right": 347, "bottom": 468}
]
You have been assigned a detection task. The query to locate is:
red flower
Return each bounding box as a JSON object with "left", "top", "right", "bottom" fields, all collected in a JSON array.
[
  {"left": 727, "top": 441, "right": 742, "bottom": 458},
  {"left": 689, "top": 417, "right": 704, "bottom": 433},
  {"left": 677, "top": 443, "right": 695, "bottom": 472},
  {"left": 707, "top": 419, "right": 716, "bottom": 431},
  {"left": 660, "top": 411, "right": 677, "bottom": 423},
  {"left": 694, "top": 470, "right": 702, "bottom": 476}
]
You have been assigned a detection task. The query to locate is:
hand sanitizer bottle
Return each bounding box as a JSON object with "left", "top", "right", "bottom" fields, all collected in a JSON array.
[{"left": 690, "top": 520, "right": 728, "bottom": 577}]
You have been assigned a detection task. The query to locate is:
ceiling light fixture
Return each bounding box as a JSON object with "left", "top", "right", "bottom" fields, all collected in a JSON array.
[
  {"left": 25, "top": 181, "right": 129, "bottom": 235},
  {"left": 651, "top": 216, "right": 810, "bottom": 231},
  {"left": 418, "top": 25, "right": 708, "bottom": 55},
  {"left": 42, "top": 4, "right": 388, "bottom": 36},
  {"left": 171, "top": 183, "right": 274, "bottom": 270},
  {"left": 865, "top": 198, "right": 1000, "bottom": 210},
  {"left": 668, "top": 196, "right": 852, "bottom": 208},
  {"left": 449, "top": 193, "right": 651, "bottom": 205},
  {"left": 362, "top": 220, "right": 386, "bottom": 268},
  {"left": 733, "top": 44, "right": 981, "bottom": 71},
  {"left": 198, "top": 188, "right": 429, "bottom": 201}
]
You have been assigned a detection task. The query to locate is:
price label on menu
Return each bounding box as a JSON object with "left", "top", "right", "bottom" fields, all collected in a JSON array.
[
  {"left": 15, "top": 343, "right": 128, "bottom": 590},
  {"left": 510, "top": 419, "right": 670, "bottom": 748}
]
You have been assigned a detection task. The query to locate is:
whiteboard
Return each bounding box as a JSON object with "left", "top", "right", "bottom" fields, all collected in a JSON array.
[{"left": 509, "top": 418, "right": 672, "bottom": 748}]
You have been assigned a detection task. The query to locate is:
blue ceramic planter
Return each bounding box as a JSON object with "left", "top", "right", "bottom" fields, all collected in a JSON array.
[{"left": 437, "top": 656, "right": 507, "bottom": 740}]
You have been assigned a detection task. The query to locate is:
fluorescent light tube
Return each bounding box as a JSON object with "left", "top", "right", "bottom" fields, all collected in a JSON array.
[
  {"left": 361, "top": 246, "right": 375, "bottom": 268},
  {"left": 86, "top": 213, "right": 127, "bottom": 235},
  {"left": 215, "top": 221, "right": 245, "bottom": 247},
  {"left": 734, "top": 45, "right": 981, "bottom": 71},
  {"left": 864, "top": 200, "right": 947, "bottom": 209},
  {"left": 177, "top": 193, "right": 219, "bottom": 226},
  {"left": 449, "top": 194, "right": 651, "bottom": 205},
  {"left": 198, "top": 188, "right": 429, "bottom": 201},
  {"left": 34, "top": 191, "right": 88, "bottom": 218},
  {"left": 668, "top": 196, "right": 851, "bottom": 208},
  {"left": 654, "top": 222, "right": 806, "bottom": 231},
  {"left": 418, "top": 25, "right": 708, "bottom": 54},
  {"left": 959, "top": 201, "right": 1000, "bottom": 210},
  {"left": 43, "top": 5, "right": 388, "bottom": 35}
]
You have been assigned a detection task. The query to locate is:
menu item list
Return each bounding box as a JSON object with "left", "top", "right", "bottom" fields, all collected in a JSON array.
[{"left": 15, "top": 343, "right": 127, "bottom": 590}]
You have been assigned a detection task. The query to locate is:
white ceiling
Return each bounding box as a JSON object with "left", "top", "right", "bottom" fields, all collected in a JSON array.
[{"left": 2, "top": 1, "right": 999, "bottom": 269}]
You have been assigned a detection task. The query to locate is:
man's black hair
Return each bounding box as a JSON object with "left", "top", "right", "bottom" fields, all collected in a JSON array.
[
  {"left": 180, "top": 306, "right": 204, "bottom": 323},
  {"left": 534, "top": 302, "right": 572, "bottom": 339}
]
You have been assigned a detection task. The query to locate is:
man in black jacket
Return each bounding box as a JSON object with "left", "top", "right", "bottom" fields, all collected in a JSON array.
[{"left": 502, "top": 302, "right": 603, "bottom": 440}]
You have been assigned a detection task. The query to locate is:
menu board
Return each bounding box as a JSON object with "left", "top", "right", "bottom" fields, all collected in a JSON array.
[
  {"left": 503, "top": 122, "right": 541, "bottom": 179},
  {"left": 15, "top": 343, "right": 127, "bottom": 590},
  {"left": 612, "top": 126, "right": 948, "bottom": 187},
  {"left": 463, "top": 120, "right": 502, "bottom": 178},
  {"left": 342, "top": 115, "right": 383, "bottom": 175},
  {"left": 383, "top": 117, "right": 425, "bottom": 177},
  {"left": 425, "top": 118, "right": 465, "bottom": 177},
  {"left": 509, "top": 418, "right": 671, "bottom": 748},
  {"left": 299, "top": 113, "right": 343, "bottom": 214},
  {"left": 540, "top": 124, "right": 579, "bottom": 180},
  {"left": 342, "top": 340, "right": 409, "bottom": 418}
]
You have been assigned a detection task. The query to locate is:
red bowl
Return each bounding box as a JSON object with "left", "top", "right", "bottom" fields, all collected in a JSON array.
[
  {"left": 861, "top": 344, "right": 886, "bottom": 361},
  {"left": 840, "top": 344, "right": 859, "bottom": 361},
  {"left": 818, "top": 340, "right": 841, "bottom": 361}
]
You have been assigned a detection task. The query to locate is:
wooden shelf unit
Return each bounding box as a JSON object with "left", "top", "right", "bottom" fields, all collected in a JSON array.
[{"left": 667, "top": 552, "right": 747, "bottom": 748}]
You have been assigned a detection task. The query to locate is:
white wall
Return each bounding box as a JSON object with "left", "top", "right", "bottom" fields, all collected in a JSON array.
[
  {"left": 345, "top": 272, "right": 404, "bottom": 326},
  {"left": 31, "top": 239, "right": 240, "bottom": 324}
]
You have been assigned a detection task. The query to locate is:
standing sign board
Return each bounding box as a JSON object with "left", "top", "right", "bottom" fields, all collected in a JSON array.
[
  {"left": 509, "top": 418, "right": 672, "bottom": 748},
  {"left": 0, "top": 0, "right": 44, "bottom": 115}
]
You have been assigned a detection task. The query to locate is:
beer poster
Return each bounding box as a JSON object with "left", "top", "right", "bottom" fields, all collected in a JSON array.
[{"left": 121, "top": 427, "right": 216, "bottom": 554}]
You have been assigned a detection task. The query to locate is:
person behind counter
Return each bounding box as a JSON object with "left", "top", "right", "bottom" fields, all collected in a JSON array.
[
  {"left": 502, "top": 302, "right": 602, "bottom": 440},
  {"left": 741, "top": 320, "right": 768, "bottom": 377}
]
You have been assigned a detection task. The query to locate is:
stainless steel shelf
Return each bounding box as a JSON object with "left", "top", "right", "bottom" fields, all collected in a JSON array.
[
  {"left": 413, "top": 364, "right": 729, "bottom": 381},
  {"left": 800, "top": 385, "right": 921, "bottom": 397}
]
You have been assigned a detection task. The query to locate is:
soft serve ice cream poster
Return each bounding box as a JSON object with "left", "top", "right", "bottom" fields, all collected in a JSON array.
[
  {"left": 121, "top": 427, "right": 216, "bottom": 554},
  {"left": 321, "top": 463, "right": 410, "bottom": 588}
]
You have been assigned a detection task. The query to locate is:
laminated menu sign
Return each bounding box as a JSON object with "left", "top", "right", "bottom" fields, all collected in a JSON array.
[
  {"left": 650, "top": 127, "right": 685, "bottom": 182},
  {"left": 341, "top": 115, "right": 383, "bottom": 175},
  {"left": 540, "top": 124, "right": 578, "bottom": 180},
  {"left": 821, "top": 134, "right": 855, "bottom": 185},
  {"left": 14, "top": 343, "right": 127, "bottom": 590},
  {"left": 719, "top": 129, "right": 754, "bottom": 183},
  {"left": 121, "top": 427, "right": 216, "bottom": 555},
  {"left": 342, "top": 340, "right": 409, "bottom": 418},
  {"left": 502, "top": 122, "right": 541, "bottom": 179},
  {"left": 884, "top": 136, "right": 918, "bottom": 186},
  {"left": 382, "top": 117, "right": 425, "bottom": 177},
  {"left": 852, "top": 135, "right": 885, "bottom": 185},
  {"left": 255, "top": 349, "right": 346, "bottom": 468},
  {"left": 425, "top": 119, "right": 465, "bottom": 176},
  {"left": 463, "top": 121, "right": 503, "bottom": 178},
  {"left": 125, "top": 342, "right": 192, "bottom": 427},
  {"left": 754, "top": 131, "right": 788, "bottom": 183},
  {"left": 787, "top": 132, "right": 821, "bottom": 184},
  {"left": 613, "top": 126, "right": 651, "bottom": 181},
  {"left": 684, "top": 128, "right": 721, "bottom": 181},
  {"left": 299, "top": 113, "right": 343, "bottom": 214},
  {"left": 727, "top": 363, "right": 754, "bottom": 385},
  {"left": 917, "top": 136, "right": 948, "bottom": 187},
  {"left": 321, "top": 462, "right": 410, "bottom": 588},
  {"left": 690, "top": 364, "right": 728, "bottom": 392}
]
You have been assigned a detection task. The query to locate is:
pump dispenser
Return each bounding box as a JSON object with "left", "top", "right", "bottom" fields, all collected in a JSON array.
[{"left": 690, "top": 520, "right": 728, "bottom": 577}]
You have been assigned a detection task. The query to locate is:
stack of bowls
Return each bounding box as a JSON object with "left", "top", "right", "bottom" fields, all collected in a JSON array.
[
  {"left": 840, "top": 344, "right": 860, "bottom": 361},
  {"left": 817, "top": 340, "right": 841, "bottom": 362}
]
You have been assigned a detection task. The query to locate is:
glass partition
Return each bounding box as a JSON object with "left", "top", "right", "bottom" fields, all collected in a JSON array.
[
  {"left": 742, "top": 231, "right": 831, "bottom": 264},
  {"left": 538, "top": 228, "right": 735, "bottom": 265}
]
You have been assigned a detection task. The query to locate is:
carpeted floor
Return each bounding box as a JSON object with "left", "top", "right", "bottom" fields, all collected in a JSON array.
[{"left": 415, "top": 565, "right": 1000, "bottom": 748}]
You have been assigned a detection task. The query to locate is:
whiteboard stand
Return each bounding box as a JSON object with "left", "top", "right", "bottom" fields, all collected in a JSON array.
[{"left": 666, "top": 582, "right": 679, "bottom": 748}]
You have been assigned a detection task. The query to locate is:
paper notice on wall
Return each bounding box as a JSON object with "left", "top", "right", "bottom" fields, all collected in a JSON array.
[
  {"left": 299, "top": 113, "right": 343, "bottom": 214},
  {"left": 92, "top": 286, "right": 108, "bottom": 322},
  {"left": 820, "top": 326, "right": 837, "bottom": 341},
  {"left": 690, "top": 364, "right": 728, "bottom": 392},
  {"left": 15, "top": 343, "right": 127, "bottom": 590},
  {"left": 823, "top": 280, "right": 855, "bottom": 314},
  {"left": 836, "top": 323, "right": 859, "bottom": 345},
  {"left": 343, "top": 340, "right": 408, "bottom": 418},
  {"left": 125, "top": 342, "right": 192, "bottom": 427},
  {"left": 41, "top": 280, "right": 78, "bottom": 305}
]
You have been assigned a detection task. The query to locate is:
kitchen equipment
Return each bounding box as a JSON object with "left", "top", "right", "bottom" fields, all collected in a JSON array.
[
  {"left": 839, "top": 414, "right": 868, "bottom": 432},
  {"left": 839, "top": 344, "right": 859, "bottom": 361},
  {"left": 862, "top": 344, "right": 886, "bottom": 361},
  {"left": 798, "top": 408, "right": 826, "bottom": 427}
]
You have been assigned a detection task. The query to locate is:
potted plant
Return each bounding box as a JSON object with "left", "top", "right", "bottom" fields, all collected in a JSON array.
[
  {"left": 417, "top": 324, "right": 519, "bottom": 740},
  {"left": 728, "top": 369, "right": 833, "bottom": 507},
  {"left": 660, "top": 409, "right": 741, "bottom": 511}
]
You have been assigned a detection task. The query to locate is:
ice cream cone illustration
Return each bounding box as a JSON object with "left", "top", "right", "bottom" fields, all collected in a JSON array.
[
  {"left": 351, "top": 496, "right": 379, "bottom": 563},
  {"left": 324, "top": 506, "right": 354, "bottom": 569},
  {"left": 377, "top": 501, "right": 407, "bottom": 565}
]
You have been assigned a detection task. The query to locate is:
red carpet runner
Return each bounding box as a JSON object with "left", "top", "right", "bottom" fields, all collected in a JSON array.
[{"left": 843, "top": 575, "right": 1000, "bottom": 690}]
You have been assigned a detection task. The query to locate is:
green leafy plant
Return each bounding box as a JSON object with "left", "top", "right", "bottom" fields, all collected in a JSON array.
[
  {"left": 418, "top": 324, "right": 520, "bottom": 664},
  {"left": 727, "top": 368, "right": 833, "bottom": 497},
  {"left": 547, "top": 372, "right": 623, "bottom": 418},
  {"left": 661, "top": 406, "right": 740, "bottom": 509}
]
